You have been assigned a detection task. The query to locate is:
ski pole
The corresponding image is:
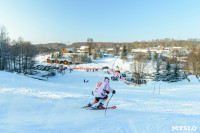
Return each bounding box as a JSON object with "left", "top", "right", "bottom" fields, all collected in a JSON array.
[{"left": 104, "top": 93, "right": 113, "bottom": 116}]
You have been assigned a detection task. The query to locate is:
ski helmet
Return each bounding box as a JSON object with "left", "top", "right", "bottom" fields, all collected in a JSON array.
[{"left": 104, "top": 77, "right": 110, "bottom": 82}]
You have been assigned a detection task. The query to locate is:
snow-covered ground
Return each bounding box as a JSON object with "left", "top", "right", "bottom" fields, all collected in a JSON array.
[{"left": 0, "top": 57, "right": 200, "bottom": 133}]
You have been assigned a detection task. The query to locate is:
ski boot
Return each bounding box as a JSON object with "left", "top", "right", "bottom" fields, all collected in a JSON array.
[
  {"left": 83, "top": 103, "right": 92, "bottom": 108},
  {"left": 97, "top": 103, "right": 105, "bottom": 109}
]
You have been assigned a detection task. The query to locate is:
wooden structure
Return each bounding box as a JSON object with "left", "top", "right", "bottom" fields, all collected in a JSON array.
[
  {"left": 63, "top": 60, "right": 72, "bottom": 65},
  {"left": 47, "top": 58, "right": 55, "bottom": 64},
  {"left": 61, "top": 48, "right": 74, "bottom": 53},
  {"left": 55, "top": 59, "right": 63, "bottom": 64}
]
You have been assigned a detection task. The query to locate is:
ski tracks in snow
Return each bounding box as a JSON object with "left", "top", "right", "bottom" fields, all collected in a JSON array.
[{"left": 0, "top": 88, "right": 89, "bottom": 99}]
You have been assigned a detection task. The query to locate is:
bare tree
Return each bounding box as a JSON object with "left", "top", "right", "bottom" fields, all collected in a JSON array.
[
  {"left": 86, "top": 38, "right": 94, "bottom": 55},
  {"left": 70, "top": 54, "right": 79, "bottom": 66},
  {"left": 130, "top": 52, "right": 148, "bottom": 84},
  {"left": 186, "top": 47, "right": 200, "bottom": 75},
  {"left": 23, "top": 41, "right": 38, "bottom": 72},
  {"left": 0, "top": 26, "right": 37, "bottom": 73},
  {"left": 114, "top": 46, "right": 120, "bottom": 56},
  {"left": 92, "top": 52, "right": 97, "bottom": 60},
  {"left": 0, "top": 26, "right": 10, "bottom": 70}
]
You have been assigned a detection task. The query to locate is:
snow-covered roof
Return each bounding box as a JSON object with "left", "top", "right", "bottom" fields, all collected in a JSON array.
[
  {"left": 149, "top": 47, "right": 159, "bottom": 50},
  {"left": 173, "top": 47, "right": 182, "bottom": 49},
  {"left": 53, "top": 52, "right": 59, "bottom": 54},
  {"left": 131, "top": 49, "right": 148, "bottom": 53},
  {"left": 47, "top": 58, "right": 55, "bottom": 60},
  {"left": 77, "top": 50, "right": 88, "bottom": 53},
  {"left": 164, "top": 47, "right": 172, "bottom": 50},
  {"left": 64, "top": 48, "right": 74, "bottom": 52},
  {"left": 80, "top": 46, "right": 89, "bottom": 49},
  {"left": 107, "top": 48, "right": 114, "bottom": 51}
]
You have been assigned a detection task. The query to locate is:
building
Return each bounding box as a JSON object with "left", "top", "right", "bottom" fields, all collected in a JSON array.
[
  {"left": 91, "top": 49, "right": 95, "bottom": 54},
  {"left": 77, "top": 46, "right": 89, "bottom": 53},
  {"left": 61, "top": 48, "right": 74, "bottom": 53},
  {"left": 76, "top": 46, "right": 96, "bottom": 55},
  {"left": 47, "top": 58, "right": 55, "bottom": 64},
  {"left": 47, "top": 58, "right": 72, "bottom": 65},
  {"left": 131, "top": 46, "right": 175, "bottom": 55},
  {"left": 55, "top": 59, "right": 63, "bottom": 64},
  {"left": 106, "top": 48, "right": 114, "bottom": 54},
  {"left": 131, "top": 49, "right": 148, "bottom": 54},
  {"left": 63, "top": 59, "right": 72, "bottom": 65}
]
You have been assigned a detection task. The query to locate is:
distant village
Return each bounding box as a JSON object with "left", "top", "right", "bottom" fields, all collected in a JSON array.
[{"left": 46, "top": 45, "right": 189, "bottom": 66}]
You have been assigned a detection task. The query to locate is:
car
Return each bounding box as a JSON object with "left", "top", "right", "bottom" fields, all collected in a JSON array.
[
  {"left": 41, "top": 67, "right": 46, "bottom": 71},
  {"left": 122, "top": 73, "right": 126, "bottom": 77},
  {"left": 30, "top": 66, "right": 35, "bottom": 69},
  {"left": 111, "top": 76, "right": 118, "bottom": 81},
  {"left": 45, "top": 68, "right": 50, "bottom": 71},
  {"left": 36, "top": 65, "right": 41, "bottom": 67},
  {"left": 102, "top": 66, "right": 109, "bottom": 70}
]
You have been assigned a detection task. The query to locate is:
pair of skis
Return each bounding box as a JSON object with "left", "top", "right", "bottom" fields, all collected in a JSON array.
[
  {"left": 84, "top": 106, "right": 116, "bottom": 110},
  {"left": 83, "top": 93, "right": 116, "bottom": 118}
]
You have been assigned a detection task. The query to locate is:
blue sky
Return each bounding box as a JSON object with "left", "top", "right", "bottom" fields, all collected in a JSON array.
[{"left": 0, "top": 0, "right": 200, "bottom": 44}]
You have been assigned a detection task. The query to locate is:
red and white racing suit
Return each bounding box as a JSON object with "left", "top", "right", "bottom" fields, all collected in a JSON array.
[{"left": 92, "top": 80, "right": 114, "bottom": 104}]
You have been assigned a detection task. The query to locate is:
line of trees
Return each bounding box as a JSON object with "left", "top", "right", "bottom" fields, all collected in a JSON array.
[
  {"left": 186, "top": 47, "right": 200, "bottom": 76},
  {"left": 69, "top": 38, "right": 200, "bottom": 53},
  {"left": 0, "top": 26, "right": 38, "bottom": 73}
]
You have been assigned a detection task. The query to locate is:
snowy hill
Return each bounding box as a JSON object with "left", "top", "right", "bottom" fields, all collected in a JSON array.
[{"left": 0, "top": 57, "right": 200, "bottom": 133}]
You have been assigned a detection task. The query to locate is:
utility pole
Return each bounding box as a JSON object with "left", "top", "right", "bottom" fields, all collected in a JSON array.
[{"left": 0, "top": 40, "right": 2, "bottom": 70}]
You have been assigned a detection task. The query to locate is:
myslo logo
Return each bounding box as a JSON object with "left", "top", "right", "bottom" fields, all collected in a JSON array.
[{"left": 172, "top": 126, "right": 197, "bottom": 131}]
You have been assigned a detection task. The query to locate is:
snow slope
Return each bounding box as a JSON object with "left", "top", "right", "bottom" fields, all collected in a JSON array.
[{"left": 0, "top": 58, "right": 200, "bottom": 133}]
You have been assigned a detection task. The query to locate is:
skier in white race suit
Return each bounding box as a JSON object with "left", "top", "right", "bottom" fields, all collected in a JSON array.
[{"left": 85, "top": 77, "right": 116, "bottom": 109}]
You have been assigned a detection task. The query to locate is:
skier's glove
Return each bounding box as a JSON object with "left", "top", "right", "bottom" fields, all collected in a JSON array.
[
  {"left": 112, "top": 90, "right": 116, "bottom": 94},
  {"left": 106, "top": 90, "right": 110, "bottom": 94}
]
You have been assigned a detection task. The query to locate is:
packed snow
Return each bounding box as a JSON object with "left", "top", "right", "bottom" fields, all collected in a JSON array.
[{"left": 0, "top": 57, "right": 200, "bottom": 133}]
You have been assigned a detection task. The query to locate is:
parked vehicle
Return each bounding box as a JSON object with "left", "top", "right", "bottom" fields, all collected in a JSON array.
[
  {"left": 102, "top": 66, "right": 109, "bottom": 70},
  {"left": 111, "top": 76, "right": 118, "bottom": 81},
  {"left": 122, "top": 73, "right": 126, "bottom": 77}
]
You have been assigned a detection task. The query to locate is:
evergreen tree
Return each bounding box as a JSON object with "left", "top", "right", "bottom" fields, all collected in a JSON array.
[
  {"left": 173, "top": 63, "right": 180, "bottom": 81},
  {"left": 153, "top": 52, "right": 158, "bottom": 62},
  {"left": 121, "top": 45, "right": 127, "bottom": 60},
  {"left": 154, "top": 58, "right": 162, "bottom": 81},
  {"left": 166, "top": 61, "right": 171, "bottom": 72},
  {"left": 99, "top": 52, "right": 103, "bottom": 58},
  {"left": 164, "top": 61, "right": 172, "bottom": 81},
  {"left": 58, "top": 52, "right": 63, "bottom": 58},
  {"left": 147, "top": 50, "right": 151, "bottom": 60}
]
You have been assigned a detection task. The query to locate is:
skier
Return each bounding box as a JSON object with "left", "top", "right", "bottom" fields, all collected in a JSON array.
[{"left": 85, "top": 77, "right": 116, "bottom": 109}]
